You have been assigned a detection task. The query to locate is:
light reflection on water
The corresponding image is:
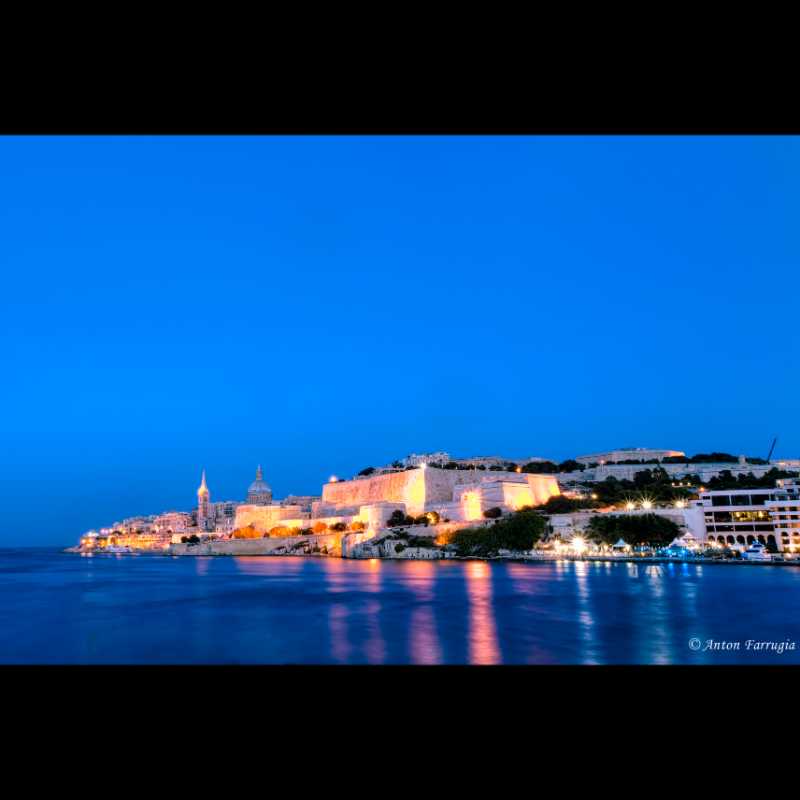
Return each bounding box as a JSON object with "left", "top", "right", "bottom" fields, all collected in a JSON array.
[
  {"left": 573, "top": 561, "right": 598, "bottom": 664},
  {"left": 465, "top": 561, "right": 501, "bottom": 665},
  {"left": 401, "top": 561, "right": 442, "bottom": 665},
  {"left": 3, "top": 551, "right": 800, "bottom": 664}
]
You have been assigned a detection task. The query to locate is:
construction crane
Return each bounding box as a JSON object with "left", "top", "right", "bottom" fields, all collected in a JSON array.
[{"left": 766, "top": 437, "right": 778, "bottom": 463}]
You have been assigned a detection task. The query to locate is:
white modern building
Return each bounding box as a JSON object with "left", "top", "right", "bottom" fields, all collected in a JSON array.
[
  {"left": 698, "top": 479, "right": 800, "bottom": 552},
  {"left": 765, "top": 479, "right": 800, "bottom": 554}
]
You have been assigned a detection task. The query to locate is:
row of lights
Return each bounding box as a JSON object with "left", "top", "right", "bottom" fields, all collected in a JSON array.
[{"left": 624, "top": 499, "right": 688, "bottom": 511}]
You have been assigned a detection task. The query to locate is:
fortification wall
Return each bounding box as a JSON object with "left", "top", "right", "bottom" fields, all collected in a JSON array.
[
  {"left": 234, "top": 504, "right": 308, "bottom": 532},
  {"left": 321, "top": 468, "right": 560, "bottom": 517},
  {"left": 169, "top": 531, "right": 344, "bottom": 557}
]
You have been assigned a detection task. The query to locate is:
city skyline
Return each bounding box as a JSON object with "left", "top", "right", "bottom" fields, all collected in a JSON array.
[{"left": 1, "top": 135, "right": 799, "bottom": 545}]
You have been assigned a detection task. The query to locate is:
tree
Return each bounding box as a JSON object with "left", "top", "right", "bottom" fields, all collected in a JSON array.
[
  {"left": 425, "top": 511, "right": 440, "bottom": 525},
  {"left": 521, "top": 461, "right": 559, "bottom": 473},
  {"left": 689, "top": 452, "right": 738, "bottom": 463},
  {"left": 535, "top": 495, "right": 599, "bottom": 514},
  {"left": 349, "top": 521, "right": 366, "bottom": 531},
  {"left": 312, "top": 521, "right": 328, "bottom": 534},
  {"left": 387, "top": 509, "right": 407, "bottom": 527},
  {"left": 587, "top": 514, "right": 680, "bottom": 547},
  {"left": 358, "top": 467, "right": 376, "bottom": 476},
  {"left": 329, "top": 521, "right": 347, "bottom": 532},
  {"left": 414, "top": 515, "right": 430, "bottom": 526},
  {"left": 448, "top": 510, "right": 546, "bottom": 556},
  {"left": 483, "top": 507, "right": 503, "bottom": 519},
  {"left": 558, "top": 459, "right": 585, "bottom": 472}
]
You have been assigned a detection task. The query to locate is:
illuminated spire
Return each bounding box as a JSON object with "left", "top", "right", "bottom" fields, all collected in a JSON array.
[
  {"left": 256, "top": 464, "right": 263, "bottom": 481},
  {"left": 198, "top": 469, "right": 209, "bottom": 497}
]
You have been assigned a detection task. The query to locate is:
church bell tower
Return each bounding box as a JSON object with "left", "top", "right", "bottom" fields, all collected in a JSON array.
[{"left": 197, "top": 469, "right": 211, "bottom": 531}]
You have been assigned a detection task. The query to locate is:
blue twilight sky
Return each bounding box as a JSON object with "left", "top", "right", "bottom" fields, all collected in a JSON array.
[{"left": 1, "top": 135, "right": 799, "bottom": 546}]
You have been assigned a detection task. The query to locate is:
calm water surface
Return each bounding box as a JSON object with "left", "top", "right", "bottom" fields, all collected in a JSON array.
[{"left": 2, "top": 549, "right": 799, "bottom": 664}]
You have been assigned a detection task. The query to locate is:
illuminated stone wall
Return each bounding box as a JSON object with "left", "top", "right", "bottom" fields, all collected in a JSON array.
[
  {"left": 234, "top": 504, "right": 308, "bottom": 532},
  {"left": 321, "top": 468, "right": 560, "bottom": 518},
  {"left": 170, "top": 531, "right": 344, "bottom": 557}
]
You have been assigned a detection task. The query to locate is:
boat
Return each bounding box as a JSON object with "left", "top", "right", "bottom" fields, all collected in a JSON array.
[{"left": 742, "top": 542, "right": 772, "bottom": 561}]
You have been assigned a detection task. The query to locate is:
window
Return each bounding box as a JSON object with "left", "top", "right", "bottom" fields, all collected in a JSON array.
[
  {"left": 731, "top": 495, "right": 751, "bottom": 506},
  {"left": 711, "top": 495, "right": 731, "bottom": 506}
]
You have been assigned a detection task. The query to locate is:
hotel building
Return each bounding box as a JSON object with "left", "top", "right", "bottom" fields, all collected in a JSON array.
[{"left": 699, "top": 479, "right": 800, "bottom": 552}]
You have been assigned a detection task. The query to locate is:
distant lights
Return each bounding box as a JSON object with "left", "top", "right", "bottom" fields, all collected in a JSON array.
[
  {"left": 642, "top": 500, "right": 653, "bottom": 510},
  {"left": 675, "top": 500, "right": 687, "bottom": 509},
  {"left": 329, "top": 475, "right": 338, "bottom": 483},
  {"left": 626, "top": 502, "right": 636, "bottom": 511}
]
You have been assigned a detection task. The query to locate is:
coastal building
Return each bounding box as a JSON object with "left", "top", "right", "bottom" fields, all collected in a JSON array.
[
  {"left": 765, "top": 479, "right": 800, "bottom": 554},
  {"left": 559, "top": 460, "right": 783, "bottom": 484},
  {"left": 698, "top": 479, "right": 800, "bottom": 552},
  {"left": 400, "top": 453, "right": 550, "bottom": 469},
  {"left": 454, "top": 455, "right": 549, "bottom": 469},
  {"left": 153, "top": 511, "right": 193, "bottom": 534},
  {"left": 402, "top": 452, "right": 451, "bottom": 467},
  {"left": 575, "top": 448, "right": 685, "bottom": 465}
]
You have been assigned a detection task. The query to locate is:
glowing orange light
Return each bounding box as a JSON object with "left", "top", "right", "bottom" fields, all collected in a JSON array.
[{"left": 463, "top": 491, "right": 482, "bottom": 521}]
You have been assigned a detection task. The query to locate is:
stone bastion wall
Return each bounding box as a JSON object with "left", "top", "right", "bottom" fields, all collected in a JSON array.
[
  {"left": 322, "top": 468, "right": 560, "bottom": 517},
  {"left": 169, "top": 531, "right": 344, "bottom": 557}
]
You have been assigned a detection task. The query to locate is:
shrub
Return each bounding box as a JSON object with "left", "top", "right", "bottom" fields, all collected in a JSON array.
[
  {"left": 521, "top": 461, "right": 559, "bottom": 473},
  {"left": 358, "top": 466, "right": 376, "bottom": 476},
  {"left": 407, "top": 535, "right": 436, "bottom": 548},
  {"left": 329, "top": 521, "right": 347, "bottom": 532},
  {"left": 414, "top": 515, "right": 430, "bottom": 526},
  {"left": 535, "top": 495, "right": 600, "bottom": 514},
  {"left": 299, "top": 527, "right": 313, "bottom": 536},
  {"left": 483, "top": 507, "right": 503, "bottom": 519},
  {"left": 312, "top": 521, "right": 328, "bottom": 534},
  {"left": 349, "top": 520, "right": 366, "bottom": 531},
  {"left": 387, "top": 509, "right": 409, "bottom": 527},
  {"left": 426, "top": 511, "right": 440, "bottom": 525},
  {"left": 394, "top": 543, "right": 406, "bottom": 553},
  {"left": 267, "top": 525, "right": 295, "bottom": 538},
  {"left": 232, "top": 525, "right": 261, "bottom": 539}
]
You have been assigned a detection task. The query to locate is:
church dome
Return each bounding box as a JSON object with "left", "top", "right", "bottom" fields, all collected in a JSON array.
[{"left": 247, "top": 465, "right": 272, "bottom": 504}]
